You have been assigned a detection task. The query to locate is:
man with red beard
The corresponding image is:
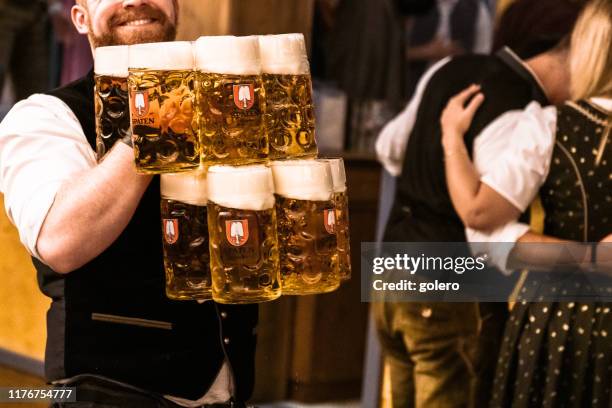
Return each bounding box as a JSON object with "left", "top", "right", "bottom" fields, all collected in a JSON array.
[{"left": 0, "top": 1, "right": 257, "bottom": 407}]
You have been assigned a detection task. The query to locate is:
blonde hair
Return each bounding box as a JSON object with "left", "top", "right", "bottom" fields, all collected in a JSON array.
[{"left": 570, "top": 0, "right": 612, "bottom": 100}]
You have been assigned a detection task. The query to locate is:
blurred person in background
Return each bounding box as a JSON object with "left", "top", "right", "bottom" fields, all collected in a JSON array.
[
  {"left": 325, "top": 0, "right": 434, "bottom": 152},
  {"left": 404, "top": 0, "right": 494, "bottom": 97},
  {"left": 374, "top": 0, "right": 583, "bottom": 406},
  {"left": 0, "top": 0, "right": 52, "bottom": 106},
  {"left": 0, "top": 0, "right": 92, "bottom": 116}
]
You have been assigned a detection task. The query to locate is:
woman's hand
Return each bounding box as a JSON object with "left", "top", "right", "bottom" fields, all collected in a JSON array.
[{"left": 441, "top": 84, "right": 485, "bottom": 154}]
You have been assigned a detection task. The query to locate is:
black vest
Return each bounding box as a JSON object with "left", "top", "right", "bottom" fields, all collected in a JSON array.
[
  {"left": 37, "top": 72, "right": 258, "bottom": 401},
  {"left": 385, "top": 49, "right": 549, "bottom": 243}
]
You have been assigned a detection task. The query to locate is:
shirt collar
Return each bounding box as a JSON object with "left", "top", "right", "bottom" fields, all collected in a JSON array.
[{"left": 496, "top": 47, "right": 549, "bottom": 105}]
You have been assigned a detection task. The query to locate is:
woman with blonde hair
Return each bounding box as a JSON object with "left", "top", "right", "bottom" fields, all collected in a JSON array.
[{"left": 440, "top": 0, "right": 612, "bottom": 406}]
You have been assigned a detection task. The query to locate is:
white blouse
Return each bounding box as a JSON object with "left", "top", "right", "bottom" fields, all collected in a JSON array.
[
  {"left": 473, "top": 101, "right": 558, "bottom": 213},
  {"left": 470, "top": 97, "right": 612, "bottom": 272}
]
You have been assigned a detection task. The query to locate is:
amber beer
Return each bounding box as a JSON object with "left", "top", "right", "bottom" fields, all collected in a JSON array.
[
  {"left": 271, "top": 160, "right": 340, "bottom": 295},
  {"left": 160, "top": 170, "right": 211, "bottom": 300},
  {"left": 194, "top": 36, "right": 268, "bottom": 165},
  {"left": 128, "top": 41, "right": 198, "bottom": 173},
  {"left": 259, "top": 34, "right": 317, "bottom": 159},
  {"left": 94, "top": 45, "right": 130, "bottom": 160},
  {"left": 206, "top": 165, "right": 281, "bottom": 303},
  {"left": 322, "top": 158, "right": 351, "bottom": 280}
]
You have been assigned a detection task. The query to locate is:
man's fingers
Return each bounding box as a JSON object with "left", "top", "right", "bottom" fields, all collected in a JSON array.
[{"left": 465, "top": 93, "right": 485, "bottom": 117}]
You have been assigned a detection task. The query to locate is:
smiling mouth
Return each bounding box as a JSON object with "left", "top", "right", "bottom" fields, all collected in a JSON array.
[{"left": 120, "top": 18, "right": 158, "bottom": 27}]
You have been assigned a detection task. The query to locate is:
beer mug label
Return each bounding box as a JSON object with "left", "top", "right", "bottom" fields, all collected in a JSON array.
[
  {"left": 225, "top": 219, "right": 250, "bottom": 246},
  {"left": 313, "top": 206, "right": 337, "bottom": 255},
  {"left": 130, "top": 89, "right": 160, "bottom": 128},
  {"left": 232, "top": 83, "right": 255, "bottom": 110},
  {"left": 132, "top": 90, "right": 150, "bottom": 118},
  {"left": 163, "top": 218, "right": 179, "bottom": 244},
  {"left": 219, "top": 212, "right": 262, "bottom": 266},
  {"left": 324, "top": 208, "right": 336, "bottom": 234}
]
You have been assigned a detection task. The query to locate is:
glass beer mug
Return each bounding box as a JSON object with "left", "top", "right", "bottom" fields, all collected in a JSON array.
[
  {"left": 321, "top": 158, "right": 351, "bottom": 281},
  {"left": 94, "top": 45, "right": 130, "bottom": 160},
  {"left": 128, "top": 41, "right": 199, "bottom": 173},
  {"left": 259, "top": 34, "right": 318, "bottom": 160},
  {"left": 206, "top": 165, "right": 281, "bottom": 303},
  {"left": 270, "top": 160, "right": 340, "bottom": 295},
  {"left": 160, "top": 170, "right": 211, "bottom": 300},
  {"left": 194, "top": 36, "right": 268, "bottom": 165}
]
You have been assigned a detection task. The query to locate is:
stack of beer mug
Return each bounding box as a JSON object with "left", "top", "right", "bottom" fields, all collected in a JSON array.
[{"left": 93, "top": 34, "right": 351, "bottom": 304}]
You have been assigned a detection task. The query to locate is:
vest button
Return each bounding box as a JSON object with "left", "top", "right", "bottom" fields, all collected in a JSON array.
[
  {"left": 220, "top": 311, "right": 228, "bottom": 319},
  {"left": 223, "top": 337, "right": 230, "bottom": 345}
]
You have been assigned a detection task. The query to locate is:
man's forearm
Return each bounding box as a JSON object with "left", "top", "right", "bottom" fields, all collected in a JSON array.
[{"left": 37, "top": 143, "right": 152, "bottom": 273}]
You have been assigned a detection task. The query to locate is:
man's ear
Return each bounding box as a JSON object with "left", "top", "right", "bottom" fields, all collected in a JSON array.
[{"left": 71, "top": 4, "right": 89, "bottom": 35}]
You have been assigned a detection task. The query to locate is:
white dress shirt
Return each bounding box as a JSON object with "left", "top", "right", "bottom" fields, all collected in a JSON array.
[
  {"left": 375, "top": 57, "right": 451, "bottom": 176},
  {"left": 0, "top": 94, "right": 233, "bottom": 406},
  {"left": 0, "top": 94, "right": 97, "bottom": 259}
]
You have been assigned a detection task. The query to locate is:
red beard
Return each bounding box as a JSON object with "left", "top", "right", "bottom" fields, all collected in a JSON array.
[{"left": 90, "top": 4, "right": 177, "bottom": 47}]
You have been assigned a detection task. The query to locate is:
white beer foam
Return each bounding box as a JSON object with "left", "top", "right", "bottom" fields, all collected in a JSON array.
[
  {"left": 95, "top": 45, "right": 129, "bottom": 77},
  {"left": 161, "top": 170, "right": 208, "bottom": 205},
  {"left": 270, "top": 160, "right": 333, "bottom": 201},
  {"left": 194, "top": 36, "right": 261, "bottom": 75},
  {"left": 128, "top": 41, "right": 194, "bottom": 71},
  {"left": 258, "top": 33, "right": 310, "bottom": 75},
  {"left": 321, "top": 158, "right": 347, "bottom": 193},
  {"left": 207, "top": 165, "right": 275, "bottom": 211}
]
